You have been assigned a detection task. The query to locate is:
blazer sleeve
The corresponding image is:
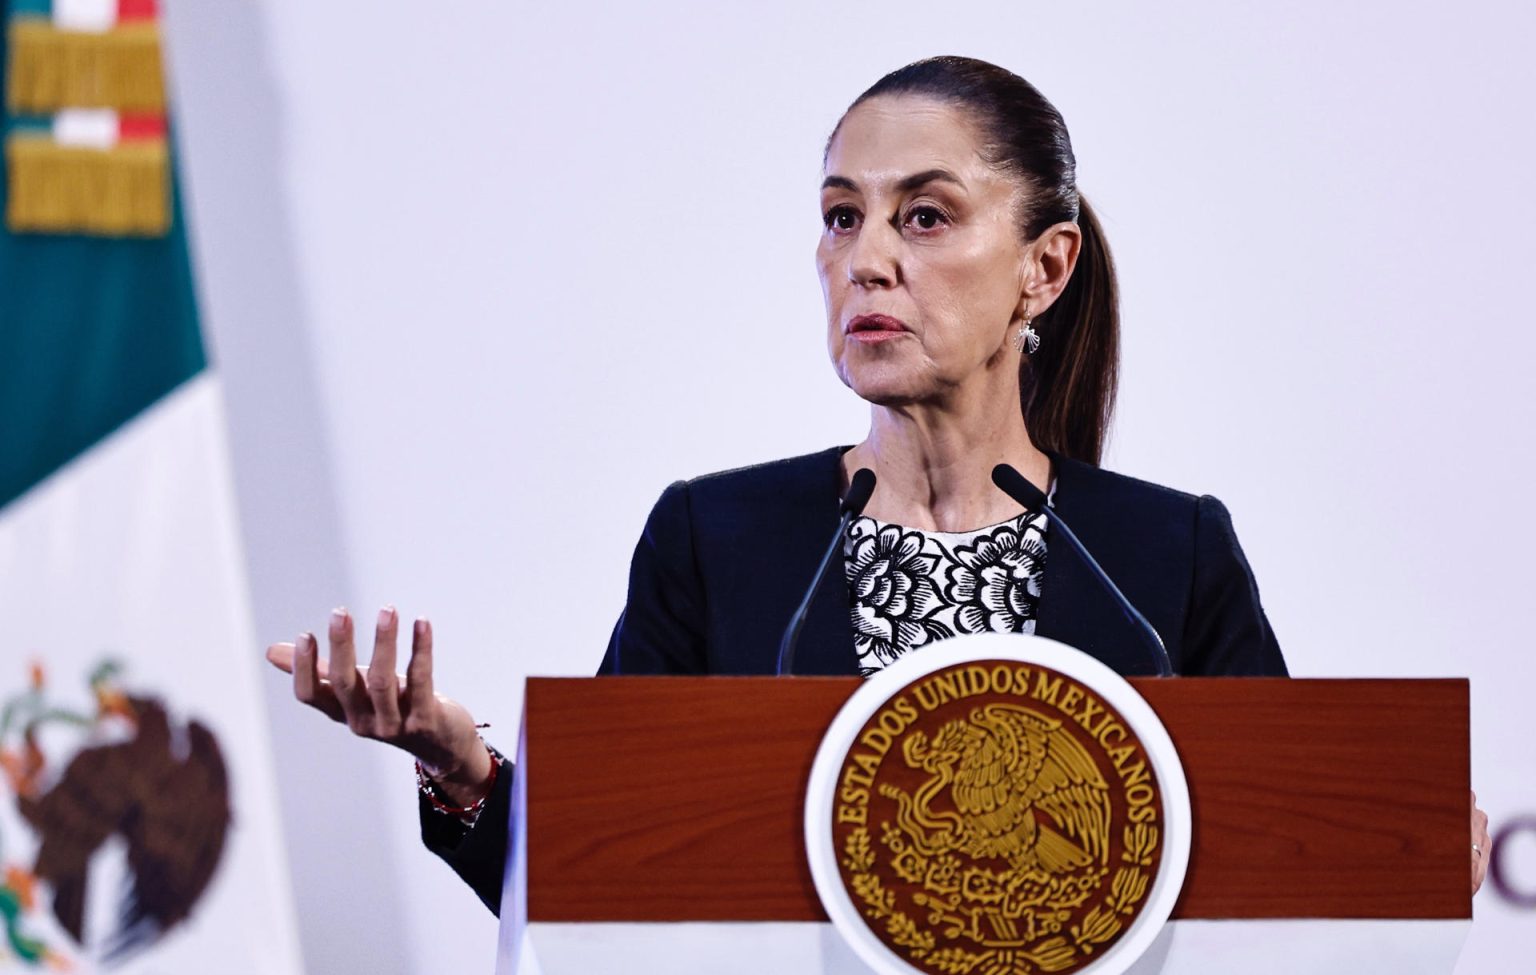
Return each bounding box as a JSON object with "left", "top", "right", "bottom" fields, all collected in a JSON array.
[
  {"left": 418, "top": 752, "right": 514, "bottom": 916},
  {"left": 1181, "top": 495, "right": 1289, "bottom": 676},
  {"left": 596, "top": 479, "right": 709, "bottom": 675}
]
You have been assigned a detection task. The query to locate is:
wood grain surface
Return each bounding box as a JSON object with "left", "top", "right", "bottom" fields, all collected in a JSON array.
[{"left": 521, "top": 676, "right": 1468, "bottom": 922}]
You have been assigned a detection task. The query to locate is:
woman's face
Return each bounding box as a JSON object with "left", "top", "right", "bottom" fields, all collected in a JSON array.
[{"left": 818, "top": 95, "right": 1032, "bottom": 408}]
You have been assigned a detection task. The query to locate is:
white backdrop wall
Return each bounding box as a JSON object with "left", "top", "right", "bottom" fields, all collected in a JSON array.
[{"left": 162, "top": 1, "right": 1535, "bottom": 972}]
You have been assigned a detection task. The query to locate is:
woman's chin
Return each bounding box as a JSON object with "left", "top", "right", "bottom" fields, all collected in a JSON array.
[
  {"left": 840, "top": 372, "right": 931, "bottom": 407},
  {"left": 834, "top": 349, "right": 945, "bottom": 405}
]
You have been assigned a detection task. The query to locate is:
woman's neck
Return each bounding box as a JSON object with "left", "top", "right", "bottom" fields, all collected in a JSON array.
[{"left": 843, "top": 398, "right": 1052, "bottom": 533}]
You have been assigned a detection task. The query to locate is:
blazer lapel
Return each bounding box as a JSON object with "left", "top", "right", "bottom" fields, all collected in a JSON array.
[
  {"left": 1033, "top": 458, "right": 1099, "bottom": 657},
  {"left": 784, "top": 447, "right": 859, "bottom": 676},
  {"left": 1033, "top": 457, "right": 1164, "bottom": 675}
]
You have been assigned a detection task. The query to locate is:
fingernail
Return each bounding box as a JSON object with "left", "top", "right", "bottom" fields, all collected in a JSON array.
[
  {"left": 331, "top": 607, "right": 347, "bottom": 629},
  {"left": 414, "top": 617, "right": 428, "bottom": 636},
  {"left": 379, "top": 605, "right": 395, "bottom": 628},
  {"left": 297, "top": 632, "right": 312, "bottom": 652}
]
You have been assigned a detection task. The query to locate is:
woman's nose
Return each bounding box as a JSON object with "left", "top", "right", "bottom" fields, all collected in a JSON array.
[{"left": 847, "top": 224, "right": 899, "bottom": 289}]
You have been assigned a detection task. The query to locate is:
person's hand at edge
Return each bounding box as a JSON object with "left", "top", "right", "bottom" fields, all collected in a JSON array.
[{"left": 1472, "top": 789, "right": 1491, "bottom": 896}]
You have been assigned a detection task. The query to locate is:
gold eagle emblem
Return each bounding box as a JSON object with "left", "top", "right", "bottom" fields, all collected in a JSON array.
[
  {"left": 894, "top": 703, "right": 1111, "bottom": 876},
  {"left": 832, "top": 661, "right": 1163, "bottom": 975}
]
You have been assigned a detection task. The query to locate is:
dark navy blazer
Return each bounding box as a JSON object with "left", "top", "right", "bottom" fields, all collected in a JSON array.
[
  {"left": 599, "top": 446, "right": 1286, "bottom": 678},
  {"left": 425, "top": 446, "right": 1289, "bottom": 913}
]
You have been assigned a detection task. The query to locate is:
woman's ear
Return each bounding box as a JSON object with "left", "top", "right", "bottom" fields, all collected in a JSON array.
[{"left": 1020, "top": 221, "right": 1083, "bottom": 318}]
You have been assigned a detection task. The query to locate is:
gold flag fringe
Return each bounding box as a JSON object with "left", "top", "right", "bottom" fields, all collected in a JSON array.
[
  {"left": 6, "top": 136, "right": 170, "bottom": 237},
  {"left": 5, "top": 19, "right": 166, "bottom": 114}
]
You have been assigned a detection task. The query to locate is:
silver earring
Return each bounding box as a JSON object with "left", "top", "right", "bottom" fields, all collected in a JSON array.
[{"left": 1014, "top": 312, "right": 1040, "bottom": 355}]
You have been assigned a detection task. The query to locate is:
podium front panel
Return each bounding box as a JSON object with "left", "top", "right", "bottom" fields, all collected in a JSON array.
[{"left": 520, "top": 676, "right": 1469, "bottom": 923}]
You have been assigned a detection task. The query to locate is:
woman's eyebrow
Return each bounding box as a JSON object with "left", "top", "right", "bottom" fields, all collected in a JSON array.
[
  {"left": 820, "top": 169, "right": 964, "bottom": 194},
  {"left": 895, "top": 169, "right": 963, "bottom": 193}
]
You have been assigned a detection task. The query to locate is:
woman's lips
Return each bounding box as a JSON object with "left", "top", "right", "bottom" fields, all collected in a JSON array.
[{"left": 847, "top": 314, "right": 909, "bottom": 342}]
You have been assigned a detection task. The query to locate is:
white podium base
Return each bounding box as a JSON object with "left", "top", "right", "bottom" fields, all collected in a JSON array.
[{"left": 505, "top": 918, "right": 1469, "bottom": 975}]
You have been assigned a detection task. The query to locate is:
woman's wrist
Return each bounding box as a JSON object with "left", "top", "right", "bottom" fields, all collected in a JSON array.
[
  {"left": 419, "top": 731, "right": 496, "bottom": 802},
  {"left": 433, "top": 745, "right": 495, "bottom": 804},
  {"left": 417, "top": 738, "right": 501, "bottom": 821}
]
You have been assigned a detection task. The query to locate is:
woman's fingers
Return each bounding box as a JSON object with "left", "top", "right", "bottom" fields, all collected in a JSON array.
[
  {"left": 292, "top": 632, "right": 346, "bottom": 722},
  {"left": 327, "top": 607, "right": 369, "bottom": 725},
  {"left": 404, "top": 617, "right": 436, "bottom": 727},
  {"left": 269, "top": 642, "right": 352, "bottom": 682},
  {"left": 266, "top": 642, "right": 296, "bottom": 673},
  {"left": 269, "top": 606, "right": 421, "bottom": 738},
  {"left": 294, "top": 632, "right": 317, "bottom": 700},
  {"left": 367, "top": 606, "right": 402, "bottom": 731}
]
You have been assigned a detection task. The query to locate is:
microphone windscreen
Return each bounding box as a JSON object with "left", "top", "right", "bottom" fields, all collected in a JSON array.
[
  {"left": 991, "top": 464, "right": 1048, "bottom": 511},
  {"left": 842, "top": 468, "right": 877, "bottom": 516}
]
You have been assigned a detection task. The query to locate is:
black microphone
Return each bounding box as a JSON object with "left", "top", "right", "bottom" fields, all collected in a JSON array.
[
  {"left": 991, "top": 464, "right": 1174, "bottom": 677},
  {"left": 776, "top": 468, "right": 877, "bottom": 676}
]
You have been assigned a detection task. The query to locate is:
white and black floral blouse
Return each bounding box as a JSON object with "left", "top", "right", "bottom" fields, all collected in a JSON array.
[{"left": 844, "top": 508, "right": 1049, "bottom": 677}]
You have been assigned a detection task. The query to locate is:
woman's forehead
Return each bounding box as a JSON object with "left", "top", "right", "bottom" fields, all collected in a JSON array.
[{"left": 824, "top": 95, "right": 997, "bottom": 191}]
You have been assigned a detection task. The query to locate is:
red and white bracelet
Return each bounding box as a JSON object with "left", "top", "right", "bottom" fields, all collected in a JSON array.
[{"left": 416, "top": 739, "right": 502, "bottom": 826}]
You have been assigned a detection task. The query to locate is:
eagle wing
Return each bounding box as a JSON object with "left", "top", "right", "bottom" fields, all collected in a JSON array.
[
  {"left": 106, "top": 718, "right": 231, "bottom": 962},
  {"left": 18, "top": 741, "right": 137, "bottom": 941},
  {"left": 946, "top": 716, "right": 1016, "bottom": 818},
  {"left": 980, "top": 704, "right": 1112, "bottom": 866}
]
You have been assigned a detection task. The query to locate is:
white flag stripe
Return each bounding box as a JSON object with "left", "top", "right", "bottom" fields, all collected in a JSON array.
[
  {"left": 53, "top": 108, "right": 120, "bottom": 150},
  {"left": 0, "top": 375, "right": 303, "bottom": 975},
  {"left": 51, "top": 0, "right": 117, "bottom": 33}
]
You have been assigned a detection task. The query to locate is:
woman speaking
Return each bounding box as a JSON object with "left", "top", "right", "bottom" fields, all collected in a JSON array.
[{"left": 264, "top": 56, "right": 1489, "bottom": 911}]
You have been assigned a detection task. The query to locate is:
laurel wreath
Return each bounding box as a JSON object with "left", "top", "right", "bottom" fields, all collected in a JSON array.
[
  {"left": 843, "top": 827, "right": 937, "bottom": 957},
  {"left": 1068, "top": 823, "right": 1158, "bottom": 955},
  {"left": 841, "top": 820, "right": 1160, "bottom": 973}
]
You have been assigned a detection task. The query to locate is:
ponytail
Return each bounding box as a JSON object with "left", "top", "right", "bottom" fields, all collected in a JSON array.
[{"left": 1020, "top": 196, "right": 1119, "bottom": 465}]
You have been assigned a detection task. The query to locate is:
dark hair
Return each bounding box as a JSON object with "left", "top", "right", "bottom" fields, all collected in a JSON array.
[{"left": 834, "top": 56, "right": 1119, "bottom": 466}]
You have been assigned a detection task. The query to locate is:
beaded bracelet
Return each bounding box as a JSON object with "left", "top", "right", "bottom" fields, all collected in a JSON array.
[{"left": 416, "top": 738, "right": 501, "bottom": 825}]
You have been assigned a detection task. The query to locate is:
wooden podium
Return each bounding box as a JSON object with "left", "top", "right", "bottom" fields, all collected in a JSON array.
[{"left": 497, "top": 677, "right": 1471, "bottom": 974}]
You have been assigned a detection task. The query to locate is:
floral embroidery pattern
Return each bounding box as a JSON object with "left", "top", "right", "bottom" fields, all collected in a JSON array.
[
  {"left": 845, "top": 511, "right": 1048, "bottom": 677},
  {"left": 947, "top": 525, "right": 1047, "bottom": 635},
  {"left": 846, "top": 525, "right": 948, "bottom": 672}
]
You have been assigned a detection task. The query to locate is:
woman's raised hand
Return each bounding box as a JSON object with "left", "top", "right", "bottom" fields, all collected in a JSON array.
[{"left": 265, "top": 606, "right": 493, "bottom": 805}]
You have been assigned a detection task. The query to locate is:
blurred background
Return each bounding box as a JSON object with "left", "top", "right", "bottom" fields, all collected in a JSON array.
[{"left": 2, "top": 0, "right": 1531, "bottom": 971}]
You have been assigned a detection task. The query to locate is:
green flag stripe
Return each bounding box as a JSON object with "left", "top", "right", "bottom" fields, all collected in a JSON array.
[{"left": 0, "top": 6, "right": 206, "bottom": 511}]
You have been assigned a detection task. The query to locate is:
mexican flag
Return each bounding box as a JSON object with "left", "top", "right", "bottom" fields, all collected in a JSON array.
[{"left": 0, "top": 1, "right": 301, "bottom": 971}]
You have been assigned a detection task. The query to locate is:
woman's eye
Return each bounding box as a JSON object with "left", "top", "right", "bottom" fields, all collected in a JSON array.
[
  {"left": 905, "top": 206, "right": 948, "bottom": 232},
  {"left": 824, "top": 206, "right": 859, "bottom": 232}
]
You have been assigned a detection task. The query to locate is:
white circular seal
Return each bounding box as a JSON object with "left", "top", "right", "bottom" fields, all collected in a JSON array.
[{"left": 804, "top": 632, "right": 1191, "bottom": 975}]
